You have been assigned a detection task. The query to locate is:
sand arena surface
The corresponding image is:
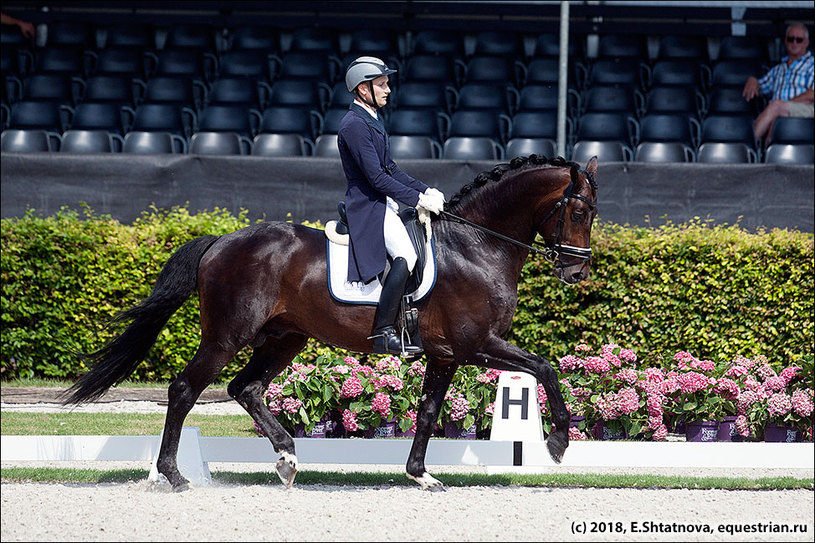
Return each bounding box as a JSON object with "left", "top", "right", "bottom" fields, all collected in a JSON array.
[{"left": 2, "top": 393, "right": 813, "bottom": 542}]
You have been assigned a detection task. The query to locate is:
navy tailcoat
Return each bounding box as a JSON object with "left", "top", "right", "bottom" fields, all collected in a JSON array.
[{"left": 337, "top": 103, "right": 429, "bottom": 283}]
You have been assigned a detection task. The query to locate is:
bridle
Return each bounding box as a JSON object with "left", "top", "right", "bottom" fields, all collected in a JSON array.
[{"left": 439, "top": 169, "right": 597, "bottom": 266}]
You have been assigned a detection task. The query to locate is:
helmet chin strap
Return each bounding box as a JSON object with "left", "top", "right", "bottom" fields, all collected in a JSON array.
[{"left": 356, "top": 80, "right": 381, "bottom": 111}]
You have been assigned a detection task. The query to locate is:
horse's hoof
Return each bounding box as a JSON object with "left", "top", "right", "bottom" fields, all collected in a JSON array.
[
  {"left": 407, "top": 472, "right": 445, "bottom": 491},
  {"left": 546, "top": 434, "right": 567, "bottom": 464},
  {"left": 276, "top": 456, "right": 297, "bottom": 488},
  {"left": 172, "top": 481, "right": 190, "bottom": 493}
]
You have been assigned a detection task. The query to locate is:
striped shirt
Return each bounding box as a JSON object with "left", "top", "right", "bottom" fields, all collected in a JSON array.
[{"left": 758, "top": 51, "right": 814, "bottom": 101}]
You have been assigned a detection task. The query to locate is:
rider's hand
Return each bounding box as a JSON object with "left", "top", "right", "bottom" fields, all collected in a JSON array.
[
  {"left": 417, "top": 188, "right": 446, "bottom": 215},
  {"left": 742, "top": 77, "right": 759, "bottom": 101}
]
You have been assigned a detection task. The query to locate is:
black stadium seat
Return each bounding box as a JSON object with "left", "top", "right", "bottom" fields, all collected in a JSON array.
[
  {"left": 1, "top": 128, "right": 61, "bottom": 152},
  {"left": 443, "top": 136, "right": 503, "bottom": 160},
  {"left": 60, "top": 129, "right": 124, "bottom": 153},
  {"left": 122, "top": 130, "right": 186, "bottom": 153},
  {"left": 252, "top": 133, "right": 313, "bottom": 156},
  {"left": 189, "top": 131, "right": 250, "bottom": 155}
]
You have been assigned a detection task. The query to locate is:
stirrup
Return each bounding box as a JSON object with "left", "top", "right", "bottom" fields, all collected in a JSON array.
[{"left": 369, "top": 326, "right": 423, "bottom": 356}]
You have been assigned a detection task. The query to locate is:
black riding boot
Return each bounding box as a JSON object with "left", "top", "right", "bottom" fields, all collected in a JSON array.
[{"left": 372, "top": 257, "right": 423, "bottom": 355}]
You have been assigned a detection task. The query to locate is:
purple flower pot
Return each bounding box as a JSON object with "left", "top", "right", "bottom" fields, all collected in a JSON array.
[
  {"left": 363, "top": 418, "right": 397, "bottom": 438},
  {"left": 591, "top": 421, "right": 628, "bottom": 440},
  {"left": 443, "top": 421, "right": 477, "bottom": 439},
  {"left": 717, "top": 416, "right": 743, "bottom": 442},
  {"left": 685, "top": 421, "right": 719, "bottom": 442},
  {"left": 294, "top": 418, "right": 329, "bottom": 438},
  {"left": 763, "top": 423, "right": 801, "bottom": 443}
]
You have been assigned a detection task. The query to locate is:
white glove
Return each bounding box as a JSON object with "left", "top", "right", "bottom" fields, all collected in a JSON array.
[{"left": 417, "top": 188, "right": 446, "bottom": 215}]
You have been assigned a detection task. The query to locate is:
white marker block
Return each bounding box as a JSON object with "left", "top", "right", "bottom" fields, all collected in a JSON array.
[
  {"left": 489, "top": 371, "right": 544, "bottom": 442},
  {"left": 148, "top": 426, "right": 211, "bottom": 486}
]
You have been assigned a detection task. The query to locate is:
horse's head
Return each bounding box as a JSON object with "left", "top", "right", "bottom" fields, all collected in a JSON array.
[{"left": 539, "top": 156, "right": 598, "bottom": 285}]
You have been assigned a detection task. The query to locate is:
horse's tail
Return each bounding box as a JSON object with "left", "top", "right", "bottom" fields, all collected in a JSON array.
[{"left": 62, "top": 235, "right": 220, "bottom": 405}]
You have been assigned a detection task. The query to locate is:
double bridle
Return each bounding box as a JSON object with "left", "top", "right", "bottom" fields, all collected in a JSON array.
[{"left": 440, "top": 170, "right": 597, "bottom": 265}]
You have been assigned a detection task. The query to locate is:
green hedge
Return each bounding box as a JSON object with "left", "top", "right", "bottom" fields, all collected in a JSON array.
[{"left": 1, "top": 207, "right": 812, "bottom": 381}]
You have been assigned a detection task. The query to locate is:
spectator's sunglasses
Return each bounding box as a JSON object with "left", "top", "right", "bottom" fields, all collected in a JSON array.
[{"left": 786, "top": 36, "right": 805, "bottom": 43}]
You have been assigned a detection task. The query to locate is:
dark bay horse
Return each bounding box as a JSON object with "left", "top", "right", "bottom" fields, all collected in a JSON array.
[{"left": 64, "top": 154, "right": 598, "bottom": 491}]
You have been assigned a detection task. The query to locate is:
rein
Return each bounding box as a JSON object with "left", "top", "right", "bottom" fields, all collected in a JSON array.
[{"left": 439, "top": 169, "right": 597, "bottom": 264}]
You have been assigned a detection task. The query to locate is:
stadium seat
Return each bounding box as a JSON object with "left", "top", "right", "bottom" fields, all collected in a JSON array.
[
  {"left": 320, "top": 107, "right": 347, "bottom": 134},
  {"left": 272, "top": 51, "right": 338, "bottom": 82},
  {"left": 60, "top": 129, "right": 124, "bottom": 153},
  {"left": 657, "top": 35, "right": 707, "bottom": 61},
  {"left": 252, "top": 133, "right": 313, "bottom": 156},
  {"left": 88, "top": 48, "right": 147, "bottom": 78},
  {"left": 644, "top": 86, "right": 703, "bottom": 116},
  {"left": 586, "top": 58, "right": 646, "bottom": 88},
  {"left": 717, "top": 36, "right": 768, "bottom": 62},
  {"left": 8, "top": 100, "right": 71, "bottom": 133},
  {"left": 388, "top": 108, "right": 448, "bottom": 142},
  {"left": 122, "top": 130, "right": 186, "bottom": 154},
  {"left": 505, "top": 137, "right": 557, "bottom": 160},
  {"left": 164, "top": 23, "right": 217, "bottom": 51},
  {"left": 571, "top": 140, "right": 633, "bottom": 163},
  {"left": 20, "top": 73, "right": 82, "bottom": 105},
  {"left": 259, "top": 106, "right": 322, "bottom": 139},
  {"left": 103, "top": 22, "right": 155, "bottom": 49},
  {"left": 328, "top": 81, "right": 355, "bottom": 109},
  {"left": 287, "top": 27, "right": 338, "bottom": 53},
  {"left": 443, "top": 136, "right": 504, "bottom": 160},
  {"left": 532, "top": 33, "right": 580, "bottom": 58},
  {"left": 454, "top": 83, "right": 514, "bottom": 113},
  {"left": 69, "top": 102, "right": 127, "bottom": 134},
  {"left": 82, "top": 75, "right": 137, "bottom": 107},
  {"left": 699, "top": 114, "right": 755, "bottom": 146},
  {"left": 197, "top": 104, "right": 261, "bottom": 138},
  {"left": 770, "top": 117, "right": 814, "bottom": 144},
  {"left": 1, "top": 128, "right": 60, "bottom": 152},
  {"left": 313, "top": 133, "right": 340, "bottom": 157},
  {"left": 218, "top": 49, "right": 274, "bottom": 81},
  {"left": 393, "top": 80, "right": 454, "bottom": 112},
  {"left": 580, "top": 85, "right": 643, "bottom": 115},
  {"left": 462, "top": 56, "right": 523, "bottom": 86},
  {"left": 696, "top": 142, "right": 757, "bottom": 163},
  {"left": 509, "top": 111, "right": 561, "bottom": 140},
  {"left": 347, "top": 28, "right": 400, "bottom": 58},
  {"left": 34, "top": 48, "right": 87, "bottom": 75},
  {"left": 229, "top": 25, "right": 277, "bottom": 52},
  {"left": 267, "top": 79, "right": 331, "bottom": 110},
  {"left": 634, "top": 141, "right": 695, "bottom": 162},
  {"left": 597, "top": 35, "right": 647, "bottom": 58},
  {"left": 639, "top": 113, "right": 699, "bottom": 147},
  {"left": 764, "top": 143, "right": 814, "bottom": 164},
  {"left": 524, "top": 58, "right": 560, "bottom": 85},
  {"left": 411, "top": 30, "right": 465, "bottom": 57},
  {"left": 148, "top": 49, "right": 217, "bottom": 83},
  {"left": 709, "top": 60, "right": 763, "bottom": 89},
  {"left": 128, "top": 103, "right": 196, "bottom": 138},
  {"left": 189, "top": 131, "right": 251, "bottom": 155},
  {"left": 473, "top": 31, "right": 525, "bottom": 58},
  {"left": 207, "top": 76, "right": 268, "bottom": 109},
  {"left": 648, "top": 60, "right": 704, "bottom": 88},
  {"left": 403, "top": 55, "right": 457, "bottom": 84},
  {"left": 577, "top": 112, "right": 639, "bottom": 147},
  {"left": 45, "top": 20, "right": 95, "bottom": 49},
  {"left": 516, "top": 84, "right": 559, "bottom": 112},
  {"left": 706, "top": 87, "right": 759, "bottom": 116},
  {"left": 448, "top": 109, "right": 512, "bottom": 144},
  {"left": 136, "top": 75, "right": 206, "bottom": 110},
  {"left": 389, "top": 135, "right": 443, "bottom": 159}
]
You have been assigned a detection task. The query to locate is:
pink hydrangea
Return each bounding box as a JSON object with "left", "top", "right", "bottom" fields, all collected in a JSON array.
[
  {"left": 714, "top": 377, "right": 740, "bottom": 401},
  {"left": 584, "top": 356, "right": 610, "bottom": 374},
  {"left": 340, "top": 376, "right": 364, "bottom": 398},
  {"left": 673, "top": 351, "right": 696, "bottom": 370},
  {"left": 330, "top": 365, "right": 350, "bottom": 375},
  {"left": 735, "top": 414, "right": 751, "bottom": 437},
  {"left": 559, "top": 354, "right": 583, "bottom": 372},
  {"left": 617, "top": 387, "right": 640, "bottom": 415},
  {"left": 377, "top": 374, "right": 404, "bottom": 391},
  {"left": 677, "top": 371, "right": 709, "bottom": 394},
  {"left": 568, "top": 427, "right": 588, "bottom": 440},
  {"left": 767, "top": 392, "right": 792, "bottom": 417},
  {"left": 449, "top": 394, "right": 471, "bottom": 421},
  {"left": 643, "top": 367, "right": 665, "bottom": 382},
  {"left": 342, "top": 409, "right": 359, "bottom": 432},
  {"left": 651, "top": 424, "right": 668, "bottom": 441},
  {"left": 371, "top": 392, "right": 392, "bottom": 418},
  {"left": 725, "top": 364, "right": 748, "bottom": 378},
  {"left": 780, "top": 366, "right": 801, "bottom": 385},
  {"left": 791, "top": 389, "right": 814, "bottom": 418},
  {"left": 537, "top": 384, "right": 548, "bottom": 411},
  {"left": 404, "top": 410, "right": 418, "bottom": 434},
  {"left": 476, "top": 369, "right": 502, "bottom": 383},
  {"left": 755, "top": 363, "right": 777, "bottom": 380},
  {"left": 661, "top": 377, "right": 680, "bottom": 395},
  {"left": 616, "top": 368, "right": 639, "bottom": 385},
  {"left": 264, "top": 382, "right": 283, "bottom": 400},
  {"left": 764, "top": 376, "right": 787, "bottom": 392},
  {"left": 646, "top": 392, "right": 665, "bottom": 417},
  {"left": 594, "top": 393, "right": 619, "bottom": 420},
  {"left": 694, "top": 359, "right": 716, "bottom": 372},
  {"left": 267, "top": 398, "right": 282, "bottom": 416},
  {"left": 375, "top": 355, "right": 401, "bottom": 372},
  {"left": 733, "top": 355, "right": 756, "bottom": 369},
  {"left": 282, "top": 397, "right": 303, "bottom": 414},
  {"left": 647, "top": 415, "right": 664, "bottom": 430},
  {"left": 350, "top": 365, "right": 374, "bottom": 378},
  {"left": 575, "top": 343, "right": 592, "bottom": 353},
  {"left": 344, "top": 356, "right": 360, "bottom": 365},
  {"left": 601, "top": 344, "right": 622, "bottom": 368},
  {"left": 408, "top": 360, "right": 426, "bottom": 376},
  {"left": 737, "top": 389, "right": 762, "bottom": 414},
  {"left": 619, "top": 348, "right": 637, "bottom": 363}
]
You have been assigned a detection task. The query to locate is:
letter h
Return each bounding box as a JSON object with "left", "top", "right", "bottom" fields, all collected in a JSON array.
[{"left": 501, "top": 386, "right": 529, "bottom": 419}]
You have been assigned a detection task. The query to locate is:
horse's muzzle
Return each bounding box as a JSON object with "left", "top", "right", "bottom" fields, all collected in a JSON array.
[{"left": 553, "top": 259, "right": 590, "bottom": 285}]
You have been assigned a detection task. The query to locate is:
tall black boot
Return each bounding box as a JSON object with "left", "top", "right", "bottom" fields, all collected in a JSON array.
[{"left": 372, "top": 257, "right": 423, "bottom": 355}]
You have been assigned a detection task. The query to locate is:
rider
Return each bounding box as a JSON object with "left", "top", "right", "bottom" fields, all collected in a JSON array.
[{"left": 337, "top": 56, "right": 446, "bottom": 355}]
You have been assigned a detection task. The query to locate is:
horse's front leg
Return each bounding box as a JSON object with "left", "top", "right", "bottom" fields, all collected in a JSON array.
[
  {"left": 473, "top": 335, "right": 570, "bottom": 464},
  {"left": 406, "top": 359, "right": 457, "bottom": 491}
]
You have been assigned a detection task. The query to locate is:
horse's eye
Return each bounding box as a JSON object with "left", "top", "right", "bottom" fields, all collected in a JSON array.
[{"left": 572, "top": 211, "right": 585, "bottom": 222}]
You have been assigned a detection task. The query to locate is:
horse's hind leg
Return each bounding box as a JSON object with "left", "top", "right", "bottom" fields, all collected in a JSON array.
[
  {"left": 227, "top": 332, "right": 308, "bottom": 488},
  {"left": 156, "top": 343, "right": 237, "bottom": 491}
]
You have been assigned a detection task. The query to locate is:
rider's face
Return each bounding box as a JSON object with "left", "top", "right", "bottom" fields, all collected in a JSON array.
[{"left": 367, "top": 75, "right": 391, "bottom": 108}]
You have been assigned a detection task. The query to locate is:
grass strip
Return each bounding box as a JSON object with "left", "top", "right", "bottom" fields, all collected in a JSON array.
[{"left": 1, "top": 467, "right": 812, "bottom": 490}]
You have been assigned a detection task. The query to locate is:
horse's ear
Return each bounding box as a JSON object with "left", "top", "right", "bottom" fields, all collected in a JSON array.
[{"left": 586, "top": 156, "right": 598, "bottom": 180}]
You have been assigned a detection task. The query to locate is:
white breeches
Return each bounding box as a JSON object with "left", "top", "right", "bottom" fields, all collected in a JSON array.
[{"left": 383, "top": 197, "right": 417, "bottom": 272}]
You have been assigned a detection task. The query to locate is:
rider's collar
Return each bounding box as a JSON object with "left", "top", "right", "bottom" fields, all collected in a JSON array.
[{"left": 353, "top": 99, "right": 378, "bottom": 120}]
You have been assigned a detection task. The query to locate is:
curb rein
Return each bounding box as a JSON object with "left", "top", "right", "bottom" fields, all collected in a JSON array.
[{"left": 439, "top": 168, "right": 597, "bottom": 266}]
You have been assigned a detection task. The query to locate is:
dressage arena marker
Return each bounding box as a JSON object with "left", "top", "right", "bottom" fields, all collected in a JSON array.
[{"left": 2, "top": 431, "right": 812, "bottom": 486}]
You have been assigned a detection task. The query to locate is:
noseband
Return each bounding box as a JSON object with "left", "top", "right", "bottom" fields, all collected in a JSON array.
[{"left": 439, "top": 169, "right": 597, "bottom": 265}]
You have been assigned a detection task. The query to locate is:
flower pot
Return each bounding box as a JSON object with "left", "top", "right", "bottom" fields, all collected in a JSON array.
[
  {"left": 591, "top": 421, "right": 627, "bottom": 440},
  {"left": 763, "top": 423, "right": 801, "bottom": 443},
  {"left": 443, "top": 421, "right": 477, "bottom": 439},
  {"left": 294, "top": 419, "right": 328, "bottom": 438},
  {"left": 363, "top": 418, "right": 397, "bottom": 438},
  {"left": 685, "top": 421, "right": 719, "bottom": 442},
  {"left": 716, "top": 416, "right": 743, "bottom": 442}
]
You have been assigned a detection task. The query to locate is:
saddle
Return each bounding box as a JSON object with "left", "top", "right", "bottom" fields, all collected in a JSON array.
[{"left": 331, "top": 201, "right": 427, "bottom": 292}]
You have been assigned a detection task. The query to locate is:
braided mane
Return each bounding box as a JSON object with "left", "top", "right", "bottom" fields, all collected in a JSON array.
[{"left": 446, "top": 154, "right": 593, "bottom": 212}]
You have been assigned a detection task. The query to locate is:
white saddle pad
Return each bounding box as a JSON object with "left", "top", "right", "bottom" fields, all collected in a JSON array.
[{"left": 325, "top": 221, "right": 436, "bottom": 305}]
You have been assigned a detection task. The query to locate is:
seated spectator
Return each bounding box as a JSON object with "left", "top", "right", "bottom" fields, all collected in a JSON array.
[
  {"left": 742, "top": 22, "right": 814, "bottom": 145},
  {"left": 1, "top": 12, "right": 35, "bottom": 40}
]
